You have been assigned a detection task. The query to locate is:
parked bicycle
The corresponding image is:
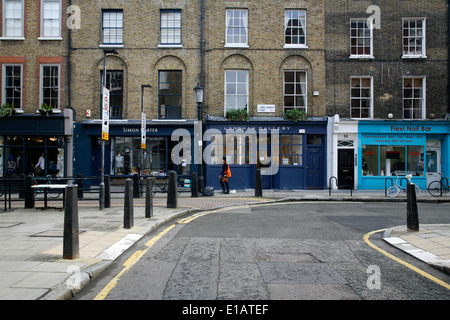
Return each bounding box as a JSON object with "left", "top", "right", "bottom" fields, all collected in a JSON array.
[
  {"left": 387, "top": 174, "right": 420, "bottom": 198},
  {"left": 427, "top": 173, "right": 449, "bottom": 197},
  {"left": 32, "top": 174, "right": 62, "bottom": 199}
]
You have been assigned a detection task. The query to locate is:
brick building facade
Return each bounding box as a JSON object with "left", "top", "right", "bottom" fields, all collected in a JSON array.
[
  {"left": 1, "top": 1, "right": 448, "bottom": 191},
  {"left": 0, "top": 0, "right": 74, "bottom": 178},
  {"left": 325, "top": 0, "right": 450, "bottom": 191}
]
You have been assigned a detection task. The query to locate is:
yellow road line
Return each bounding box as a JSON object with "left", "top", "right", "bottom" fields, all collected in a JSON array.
[
  {"left": 363, "top": 229, "right": 450, "bottom": 290},
  {"left": 94, "top": 224, "right": 176, "bottom": 300}
]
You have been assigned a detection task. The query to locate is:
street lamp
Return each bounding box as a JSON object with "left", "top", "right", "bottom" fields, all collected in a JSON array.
[
  {"left": 193, "top": 83, "right": 204, "bottom": 192},
  {"left": 141, "top": 84, "right": 151, "bottom": 176},
  {"left": 100, "top": 49, "right": 118, "bottom": 210},
  {"left": 194, "top": 83, "right": 204, "bottom": 117}
]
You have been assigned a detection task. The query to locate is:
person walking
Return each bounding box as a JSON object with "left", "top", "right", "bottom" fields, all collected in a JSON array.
[
  {"left": 219, "top": 157, "right": 231, "bottom": 194},
  {"left": 35, "top": 153, "right": 45, "bottom": 176}
]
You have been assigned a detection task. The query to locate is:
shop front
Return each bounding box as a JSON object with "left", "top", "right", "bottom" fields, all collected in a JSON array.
[
  {"left": 204, "top": 118, "right": 328, "bottom": 190},
  {"left": 73, "top": 120, "right": 196, "bottom": 179},
  {"left": 0, "top": 110, "right": 73, "bottom": 178},
  {"left": 358, "top": 120, "right": 450, "bottom": 190}
]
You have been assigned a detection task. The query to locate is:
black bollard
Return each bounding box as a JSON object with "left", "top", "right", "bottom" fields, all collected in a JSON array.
[
  {"left": 105, "top": 175, "right": 111, "bottom": 208},
  {"left": 124, "top": 178, "right": 134, "bottom": 229},
  {"left": 145, "top": 177, "right": 153, "bottom": 218},
  {"left": 167, "top": 171, "right": 177, "bottom": 208},
  {"left": 77, "top": 174, "right": 84, "bottom": 199},
  {"left": 133, "top": 173, "right": 140, "bottom": 198},
  {"left": 63, "top": 185, "right": 79, "bottom": 260},
  {"left": 406, "top": 183, "right": 419, "bottom": 231},
  {"left": 191, "top": 172, "right": 198, "bottom": 198},
  {"left": 255, "top": 168, "right": 263, "bottom": 197},
  {"left": 198, "top": 176, "right": 204, "bottom": 194},
  {"left": 25, "top": 175, "right": 34, "bottom": 209}
]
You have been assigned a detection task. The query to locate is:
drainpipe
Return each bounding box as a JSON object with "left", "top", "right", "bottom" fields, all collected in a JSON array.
[
  {"left": 448, "top": 0, "right": 450, "bottom": 114},
  {"left": 200, "top": 0, "right": 205, "bottom": 87}
]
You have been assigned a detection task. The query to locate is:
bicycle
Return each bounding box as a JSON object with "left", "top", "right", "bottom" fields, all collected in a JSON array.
[
  {"left": 32, "top": 174, "right": 62, "bottom": 199},
  {"left": 427, "top": 173, "right": 449, "bottom": 197},
  {"left": 387, "top": 174, "right": 420, "bottom": 198}
]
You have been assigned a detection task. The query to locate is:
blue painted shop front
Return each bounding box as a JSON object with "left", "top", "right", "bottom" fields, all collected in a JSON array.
[
  {"left": 358, "top": 120, "right": 450, "bottom": 190},
  {"left": 204, "top": 119, "right": 328, "bottom": 190},
  {"left": 73, "top": 120, "right": 197, "bottom": 179}
]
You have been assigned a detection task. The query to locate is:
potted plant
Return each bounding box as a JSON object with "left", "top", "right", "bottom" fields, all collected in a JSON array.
[
  {"left": 0, "top": 103, "right": 15, "bottom": 118},
  {"left": 37, "top": 103, "right": 53, "bottom": 116},
  {"left": 226, "top": 108, "right": 249, "bottom": 121},
  {"left": 283, "top": 109, "right": 307, "bottom": 123}
]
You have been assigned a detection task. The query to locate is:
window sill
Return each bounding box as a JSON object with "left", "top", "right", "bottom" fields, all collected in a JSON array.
[
  {"left": 224, "top": 44, "right": 249, "bottom": 49},
  {"left": 99, "top": 44, "right": 124, "bottom": 48},
  {"left": 283, "top": 44, "right": 309, "bottom": 49},
  {"left": 349, "top": 55, "right": 374, "bottom": 60},
  {"left": 402, "top": 55, "right": 427, "bottom": 59},
  {"left": 158, "top": 44, "right": 183, "bottom": 48},
  {"left": 0, "top": 37, "right": 25, "bottom": 41},
  {"left": 38, "top": 37, "right": 63, "bottom": 41}
]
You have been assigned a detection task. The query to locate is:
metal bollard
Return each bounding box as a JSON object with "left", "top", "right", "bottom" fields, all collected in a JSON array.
[
  {"left": 77, "top": 174, "right": 84, "bottom": 199},
  {"left": 105, "top": 175, "right": 111, "bottom": 208},
  {"left": 99, "top": 182, "right": 105, "bottom": 210},
  {"left": 406, "top": 183, "right": 419, "bottom": 231},
  {"left": 133, "top": 173, "right": 140, "bottom": 198},
  {"left": 145, "top": 178, "right": 153, "bottom": 218},
  {"left": 255, "top": 168, "right": 263, "bottom": 197},
  {"left": 63, "top": 185, "right": 79, "bottom": 260},
  {"left": 191, "top": 172, "right": 198, "bottom": 198},
  {"left": 167, "top": 171, "right": 177, "bottom": 208},
  {"left": 25, "top": 175, "right": 34, "bottom": 209},
  {"left": 124, "top": 178, "right": 134, "bottom": 229}
]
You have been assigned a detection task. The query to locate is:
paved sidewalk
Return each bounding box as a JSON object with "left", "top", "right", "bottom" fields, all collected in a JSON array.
[{"left": 0, "top": 189, "right": 448, "bottom": 300}]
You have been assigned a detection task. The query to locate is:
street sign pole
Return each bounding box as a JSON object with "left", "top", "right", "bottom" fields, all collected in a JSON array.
[{"left": 100, "top": 87, "right": 110, "bottom": 210}]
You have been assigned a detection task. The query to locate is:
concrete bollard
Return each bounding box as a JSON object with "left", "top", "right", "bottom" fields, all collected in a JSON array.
[
  {"left": 191, "top": 172, "right": 198, "bottom": 198},
  {"left": 167, "top": 171, "right": 177, "bottom": 208},
  {"left": 406, "top": 183, "right": 419, "bottom": 231},
  {"left": 63, "top": 185, "right": 79, "bottom": 260},
  {"left": 145, "top": 177, "right": 153, "bottom": 218},
  {"left": 255, "top": 168, "right": 263, "bottom": 197},
  {"left": 124, "top": 178, "right": 134, "bottom": 229}
]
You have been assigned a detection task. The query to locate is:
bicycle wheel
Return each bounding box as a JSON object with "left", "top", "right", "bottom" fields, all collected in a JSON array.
[
  {"left": 428, "top": 181, "right": 443, "bottom": 197},
  {"left": 48, "top": 188, "right": 61, "bottom": 198},
  {"left": 414, "top": 185, "right": 420, "bottom": 197},
  {"left": 387, "top": 186, "right": 400, "bottom": 198}
]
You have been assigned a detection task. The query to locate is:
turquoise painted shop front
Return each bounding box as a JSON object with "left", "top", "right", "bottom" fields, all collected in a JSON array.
[{"left": 358, "top": 121, "right": 450, "bottom": 190}]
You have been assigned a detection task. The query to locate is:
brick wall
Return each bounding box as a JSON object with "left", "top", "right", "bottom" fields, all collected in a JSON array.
[{"left": 325, "top": 0, "right": 448, "bottom": 119}]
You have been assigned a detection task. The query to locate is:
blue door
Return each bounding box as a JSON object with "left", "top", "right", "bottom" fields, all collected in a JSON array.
[{"left": 306, "top": 147, "right": 323, "bottom": 189}]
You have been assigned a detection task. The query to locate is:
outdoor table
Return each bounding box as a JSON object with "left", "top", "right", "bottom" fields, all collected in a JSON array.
[{"left": 31, "top": 184, "right": 68, "bottom": 210}]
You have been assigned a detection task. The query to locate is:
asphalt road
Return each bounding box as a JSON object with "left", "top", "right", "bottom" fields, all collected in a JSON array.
[{"left": 75, "top": 201, "right": 450, "bottom": 302}]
